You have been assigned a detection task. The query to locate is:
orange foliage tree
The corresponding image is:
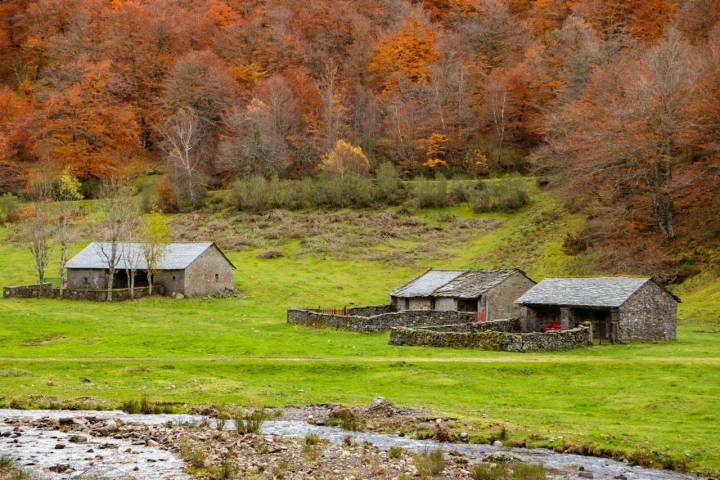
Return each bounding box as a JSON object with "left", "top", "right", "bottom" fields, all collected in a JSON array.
[
  {"left": 34, "top": 61, "right": 141, "bottom": 179},
  {"left": 369, "top": 13, "right": 441, "bottom": 90}
]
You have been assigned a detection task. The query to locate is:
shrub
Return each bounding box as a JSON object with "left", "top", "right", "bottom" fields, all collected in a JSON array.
[
  {"left": 389, "top": 446, "right": 404, "bottom": 459},
  {"left": 411, "top": 176, "right": 451, "bottom": 208},
  {"left": 156, "top": 176, "right": 178, "bottom": 213},
  {"left": 562, "top": 231, "right": 589, "bottom": 255},
  {"left": 234, "top": 409, "right": 266, "bottom": 434},
  {"left": 510, "top": 462, "right": 546, "bottom": 480},
  {"left": 472, "top": 463, "right": 509, "bottom": 480},
  {"left": 211, "top": 462, "right": 238, "bottom": 480},
  {"left": 468, "top": 182, "right": 529, "bottom": 213},
  {"left": 231, "top": 175, "right": 275, "bottom": 212},
  {"left": 0, "top": 455, "right": 34, "bottom": 480},
  {"left": 121, "top": 398, "right": 141, "bottom": 414},
  {"left": 121, "top": 395, "right": 174, "bottom": 414},
  {"left": 304, "top": 433, "right": 323, "bottom": 445},
  {"left": 0, "top": 193, "right": 20, "bottom": 223},
  {"left": 327, "top": 408, "right": 363, "bottom": 431},
  {"left": 374, "top": 162, "right": 404, "bottom": 204},
  {"left": 321, "top": 173, "right": 374, "bottom": 209},
  {"left": 487, "top": 147, "right": 530, "bottom": 174},
  {"left": 179, "top": 437, "right": 207, "bottom": 468},
  {"left": 413, "top": 449, "right": 445, "bottom": 477}
]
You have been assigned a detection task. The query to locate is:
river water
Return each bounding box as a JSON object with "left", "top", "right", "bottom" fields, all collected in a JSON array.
[{"left": 0, "top": 409, "right": 702, "bottom": 480}]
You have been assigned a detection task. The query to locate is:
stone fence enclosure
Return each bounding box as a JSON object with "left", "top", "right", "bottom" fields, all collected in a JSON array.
[
  {"left": 389, "top": 322, "right": 593, "bottom": 352},
  {"left": 287, "top": 305, "right": 593, "bottom": 351},
  {"left": 287, "top": 306, "right": 475, "bottom": 333},
  {"left": 3, "top": 283, "right": 161, "bottom": 301}
]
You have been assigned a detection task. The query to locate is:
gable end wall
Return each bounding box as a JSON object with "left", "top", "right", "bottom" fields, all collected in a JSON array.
[
  {"left": 618, "top": 282, "right": 677, "bottom": 342},
  {"left": 183, "top": 245, "right": 235, "bottom": 297},
  {"left": 486, "top": 272, "right": 536, "bottom": 320}
]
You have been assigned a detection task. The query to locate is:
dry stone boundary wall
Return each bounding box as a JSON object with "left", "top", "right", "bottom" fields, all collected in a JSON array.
[
  {"left": 3, "top": 283, "right": 160, "bottom": 301},
  {"left": 389, "top": 324, "right": 593, "bottom": 352},
  {"left": 287, "top": 307, "right": 475, "bottom": 333}
]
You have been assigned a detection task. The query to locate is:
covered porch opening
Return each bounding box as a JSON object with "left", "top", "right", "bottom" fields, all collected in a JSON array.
[
  {"left": 110, "top": 270, "right": 150, "bottom": 290},
  {"left": 523, "top": 304, "right": 617, "bottom": 342},
  {"left": 570, "top": 307, "right": 614, "bottom": 343}
]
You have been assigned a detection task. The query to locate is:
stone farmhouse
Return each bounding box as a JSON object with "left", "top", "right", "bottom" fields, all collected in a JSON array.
[
  {"left": 515, "top": 277, "right": 678, "bottom": 343},
  {"left": 390, "top": 269, "right": 535, "bottom": 321},
  {"left": 66, "top": 242, "right": 235, "bottom": 297},
  {"left": 289, "top": 271, "right": 679, "bottom": 352}
]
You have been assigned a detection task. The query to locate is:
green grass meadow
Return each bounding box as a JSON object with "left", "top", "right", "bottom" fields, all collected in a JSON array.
[{"left": 0, "top": 190, "right": 719, "bottom": 474}]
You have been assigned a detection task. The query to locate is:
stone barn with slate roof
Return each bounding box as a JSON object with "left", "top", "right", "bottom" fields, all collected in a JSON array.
[
  {"left": 66, "top": 242, "right": 235, "bottom": 297},
  {"left": 515, "top": 277, "right": 678, "bottom": 343},
  {"left": 391, "top": 269, "right": 535, "bottom": 321}
]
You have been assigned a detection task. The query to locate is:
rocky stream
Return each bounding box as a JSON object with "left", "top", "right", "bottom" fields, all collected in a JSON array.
[{"left": 0, "top": 405, "right": 704, "bottom": 480}]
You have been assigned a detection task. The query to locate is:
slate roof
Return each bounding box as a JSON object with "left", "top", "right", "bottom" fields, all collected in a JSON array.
[
  {"left": 391, "top": 270, "right": 465, "bottom": 298},
  {"left": 391, "top": 269, "right": 524, "bottom": 298},
  {"left": 514, "top": 277, "right": 653, "bottom": 308},
  {"left": 66, "top": 242, "right": 235, "bottom": 271},
  {"left": 434, "top": 269, "right": 521, "bottom": 298}
]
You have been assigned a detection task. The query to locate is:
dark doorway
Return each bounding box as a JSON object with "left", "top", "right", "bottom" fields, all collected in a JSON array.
[
  {"left": 457, "top": 298, "right": 478, "bottom": 312},
  {"left": 580, "top": 309, "right": 611, "bottom": 343},
  {"left": 113, "top": 270, "right": 149, "bottom": 290}
]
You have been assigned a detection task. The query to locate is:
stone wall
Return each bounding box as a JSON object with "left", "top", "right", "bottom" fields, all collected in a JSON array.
[
  {"left": 422, "top": 319, "right": 520, "bottom": 333},
  {"left": 287, "top": 308, "right": 475, "bottom": 333},
  {"left": 3, "top": 283, "right": 54, "bottom": 298},
  {"left": 618, "top": 281, "right": 677, "bottom": 342},
  {"left": 67, "top": 269, "right": 107, "bottom": 290},
  {"left": 3, "top": 284, "right": 159, "bottom": 301},
  {"left": 389, "top": 324, "right": 592, "bottom": 352},
  {"left": 345, "top": 304, "right": 395, "bottom": 316}
]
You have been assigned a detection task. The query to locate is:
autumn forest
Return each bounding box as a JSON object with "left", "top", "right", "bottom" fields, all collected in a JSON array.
[{"left": 0, "top": 0, "right": 719, "bottom": 275}]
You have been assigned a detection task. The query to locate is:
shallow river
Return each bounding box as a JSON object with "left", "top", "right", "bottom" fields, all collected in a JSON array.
[{"left": 0, "top": 409, "right": 702, "bottom": 480}]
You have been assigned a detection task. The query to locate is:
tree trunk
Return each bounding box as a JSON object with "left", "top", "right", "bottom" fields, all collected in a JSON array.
[
  {"left": 147, "top": 271, "right": 153, "bottom": 295},
  {"left": 59, "top": 243, "right": 67, "bottom": 294},
  {"left": 106, "top": 269, "right": 114, "bottom": 301}
]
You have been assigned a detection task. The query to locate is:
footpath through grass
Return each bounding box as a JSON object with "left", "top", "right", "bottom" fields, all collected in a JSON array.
[{"left": 0, "top": 197, "right": 719, "bottom": 474}]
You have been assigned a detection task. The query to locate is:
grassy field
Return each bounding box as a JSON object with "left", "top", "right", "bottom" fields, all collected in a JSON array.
[{"left": 0, "top": 185, "right": 719, "bottom": 475}]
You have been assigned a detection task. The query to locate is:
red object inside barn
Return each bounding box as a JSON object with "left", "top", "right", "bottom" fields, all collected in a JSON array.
[
  {"left": 476, "top": 308, "right": 487, "bottom": 323},
  {"left": 543, "top": 321, "right": 561, "bottom": 332}
]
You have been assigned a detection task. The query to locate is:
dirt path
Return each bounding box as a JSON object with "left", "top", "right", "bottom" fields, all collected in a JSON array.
[{"left": 1, "top": 355, "right": 719, "bottom": 364}]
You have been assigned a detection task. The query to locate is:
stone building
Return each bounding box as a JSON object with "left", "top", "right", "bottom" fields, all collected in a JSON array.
[
  {"left": 390, "top": 269, "right": 535, "bottom": 321},
  {"left": 66, "top": 242, "right": 235, "bottom": 297},
  {"left": 515, "top": 277, "right": 678, "bottom": 343}
]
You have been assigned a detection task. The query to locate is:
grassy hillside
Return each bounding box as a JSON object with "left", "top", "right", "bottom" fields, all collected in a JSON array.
[{"left": 1, "top": 181, "right": 719, "bottom": 475}]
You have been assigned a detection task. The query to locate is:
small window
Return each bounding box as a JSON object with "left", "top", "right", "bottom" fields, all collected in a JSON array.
[
  {"left": 215, "top": 273, "right": 219, "bottom": 281},
  {"left": 172, "top": 275, "right": 176, "bottom": 281}
]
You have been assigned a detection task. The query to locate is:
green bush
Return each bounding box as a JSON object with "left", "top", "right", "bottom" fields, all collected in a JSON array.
[
  {"left": 327, "top": 407, "right": 363, "bottom": 431},
  {"left": 234, "top": 409, "right": 266, "bottom": 434},
  {"left": 389, "top": 446, "right": 404, "bottom": 459},
  {"left": 510, "top": 462, "right": 546, "bottom": 480},
  {"left": 468, "top": 182, "right": 529, "bottom": 213},
  {"left": 449, "top": 181, "right": 483, "bottom": 204},
  {"left": 121, "top": 395, "right": 174, "bottom": 414},
  {"left": 374, "top": 162, "right": 404, "bottom": 204},
  {"left": 304, "top": 433, "right": 323, "bottom": 445},
  {"left": 411, "top": 176, "right": 451, "bottom": 208},
  {"left": 321, "top": 173, "right": 374, "bottom": 209},
  {"left": 413, "top": 449, "right": 445, "bottom": 477},
  {"left": 179, "top": 437, "right": 207, "bottom": 468},
  {"left": 472, "top": 463, "right": 509, "bottom": 480},
  {"left": 487, "top": 147, "right": 531, "bottom": 174},
  {"left": 0, "top": 193, "right": 20, "bottom": 223}
]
